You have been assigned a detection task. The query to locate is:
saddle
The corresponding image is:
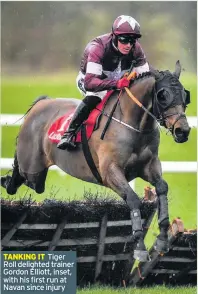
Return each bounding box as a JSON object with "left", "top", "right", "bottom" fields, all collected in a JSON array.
[{"left": 48, "top": 90, "right": 114, "bottom": 144}]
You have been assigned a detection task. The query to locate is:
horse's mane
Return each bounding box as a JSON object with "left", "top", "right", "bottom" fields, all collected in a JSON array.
[
  {"left": 129, "top": 69, "right": 173, "bottom": 87},
  {"left": 130, "top": 72, "right": 153, "bottom": 86}
]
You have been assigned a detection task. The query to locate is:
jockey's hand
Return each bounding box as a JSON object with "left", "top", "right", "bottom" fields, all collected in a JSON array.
[{"left": 116, "top": 77, "right": 130, "bottom": 89}]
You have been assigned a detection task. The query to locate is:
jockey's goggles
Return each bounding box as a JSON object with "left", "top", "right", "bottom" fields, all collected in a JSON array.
[{"left": 117, "top": 36, "right": 136, "bottom": 45}]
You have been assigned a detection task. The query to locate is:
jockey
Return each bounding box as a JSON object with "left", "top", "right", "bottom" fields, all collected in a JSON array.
[{"left": 57, "top": 15, "right": 150, "bottom": 150}]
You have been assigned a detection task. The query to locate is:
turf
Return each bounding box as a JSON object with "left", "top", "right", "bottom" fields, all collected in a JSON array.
[
  {"left": 1, "top": 72, "right": 197, "bottom": 115},
  {"left": 77, "top": 285, "right": 197, "bottom": 294}
]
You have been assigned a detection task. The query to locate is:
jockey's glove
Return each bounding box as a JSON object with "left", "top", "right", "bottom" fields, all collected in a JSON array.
[{"left": 116, "top": 77, "right": 130, "bottom": 89}]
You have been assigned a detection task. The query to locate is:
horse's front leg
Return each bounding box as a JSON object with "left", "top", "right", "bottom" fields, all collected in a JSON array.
[
  {"left": 154, "top": 178, "right": 170, "bottom": 253},
  {"left": 141, "top": 157, "right": 170, "bottom": 253},
  {"left": 102, "top": 161, "right": 149, "bottom": 261}
]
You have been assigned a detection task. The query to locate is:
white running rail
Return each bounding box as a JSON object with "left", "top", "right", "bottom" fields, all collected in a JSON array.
[
  {"left": 0, "top": 114, "right": 197, "bottom": 127},
  {"left": 1, "top": 114, "right": 197, "bottom": 191},
  {"left": 0, "top": 158, "right": 197, "bottom": 173}
]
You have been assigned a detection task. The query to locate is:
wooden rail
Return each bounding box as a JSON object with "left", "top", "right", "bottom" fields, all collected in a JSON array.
[
  {"left": 1, "top": 195, "right": 157, "bottom": 286},
  {"left": 129, "top": 218, "right": 197, "bottom": 286}
]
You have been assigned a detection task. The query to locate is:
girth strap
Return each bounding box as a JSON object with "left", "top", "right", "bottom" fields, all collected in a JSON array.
[{"left": 81, "top": 124, "right": 103, "bottom": 184}]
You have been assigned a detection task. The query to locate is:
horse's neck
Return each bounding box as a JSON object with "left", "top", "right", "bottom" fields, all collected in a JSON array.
[{"left": 119, "top": 77, "right": 155, "bottom": 130}]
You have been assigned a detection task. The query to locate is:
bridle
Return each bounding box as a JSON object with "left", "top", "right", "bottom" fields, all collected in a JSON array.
[
  {"left": 120, "top": 75, "right": 188, "bottom": 134},
  {"left": 159, "top": 111, "right": 187, "bottom": 134},
  {"left": 152, "top": 78, "right": 188, "bottom": 134},
  {"left": 100, "top": 72, "right": 189, "bottom": 135}
]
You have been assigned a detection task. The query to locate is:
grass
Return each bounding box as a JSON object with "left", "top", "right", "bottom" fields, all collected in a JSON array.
[
  {"left": 77, "top": 285, "right": 197, "bottom": 294},
  {"left": 1, "top": 170, "right": 196, "bottom": 228},
  {"left": 1, "top": 72, "right": 81, "bottom": 114},
  {"left": 1, "top": 71, "right": 197, "bottom": 115},
  {"left": 179, "top": 73, "right": 197, "bottom": 117}
]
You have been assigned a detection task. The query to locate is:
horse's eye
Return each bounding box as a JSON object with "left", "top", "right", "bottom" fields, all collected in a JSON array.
[
  {"left": 157, "top": 89, "right": 165, "bottom": 100},
  {"left": 157, "top": 89, "right": 170, "bottom": 101},
  {"left": 157, "top": 89, "right": 173, "bottom": 110},
  {"left": 163, "top": 91, "right": 170, "bottom": 100}
]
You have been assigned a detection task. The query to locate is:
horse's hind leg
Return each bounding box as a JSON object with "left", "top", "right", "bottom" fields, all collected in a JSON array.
[
  {"left": 102, "top": 162, "right": 149, "bottom": 262},
  {"left": 1, "top": 153, "right": 25, "bottom": 195},
  {"left": 23, "top": 168, "right": 48, "bottom": 194}
]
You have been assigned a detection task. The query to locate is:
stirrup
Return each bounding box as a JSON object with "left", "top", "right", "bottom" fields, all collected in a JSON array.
[{"left": 57, "top": 133, "right": 76, "bottom": 150}]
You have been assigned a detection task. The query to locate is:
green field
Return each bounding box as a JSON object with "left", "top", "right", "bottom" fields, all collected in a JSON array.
[
  {"left": 77, "top": 286, "right": 196, "bottom": 294},
  {"left": 1, "top": 73, "right": 197, "bottom": 293}
]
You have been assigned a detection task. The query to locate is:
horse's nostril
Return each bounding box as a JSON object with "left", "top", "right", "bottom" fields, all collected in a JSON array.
[
  {"left": 175, "top": 127, "right": 190, "bottom": 137},
  {"left": 175, "top": 128, "right": 183, "bottom": 137}
]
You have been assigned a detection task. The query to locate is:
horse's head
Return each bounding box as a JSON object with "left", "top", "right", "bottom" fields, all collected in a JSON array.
[{"left": 152, "top": 61, "right": 191, "bottom": 143}]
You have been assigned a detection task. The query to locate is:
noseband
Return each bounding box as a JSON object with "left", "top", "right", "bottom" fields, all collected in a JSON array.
[{"left": 160, "top": 111, "right": 187, "bottom": 134}]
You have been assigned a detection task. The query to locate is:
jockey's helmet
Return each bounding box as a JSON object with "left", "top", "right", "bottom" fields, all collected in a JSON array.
[
  {"left": 112, "top": 15, "right": 142, "bottom": 38},
  {"left": 112, "top": 15, "right": 141, "bottom": 52}
]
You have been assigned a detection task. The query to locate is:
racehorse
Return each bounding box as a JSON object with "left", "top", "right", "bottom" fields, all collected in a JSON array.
[{"left": 1, "top": 61, "right": 191, "bottom": 261}]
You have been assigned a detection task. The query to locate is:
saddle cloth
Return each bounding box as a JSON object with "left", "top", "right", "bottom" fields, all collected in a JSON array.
[{"left": 48, "top": 90, "right": 114, "bottom": 144}]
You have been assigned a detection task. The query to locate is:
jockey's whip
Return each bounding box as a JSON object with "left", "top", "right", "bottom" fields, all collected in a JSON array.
[{"left": 100, "top": 61, "right": 135, "bottom": 140}]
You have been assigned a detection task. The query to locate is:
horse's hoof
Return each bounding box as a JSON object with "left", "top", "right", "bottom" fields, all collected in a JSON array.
[
  {"left": 0, "top": 176, "right": 8, "bottom": 189},
  {"left": 134, "top": 249, "right": 150, "bottom": 262},
  {"left": 1, "top": 175, "right": 17, "bottom": 195},
  {"left": 154, "top": 238, "right": 169, "bottom": 254},
  {"left": 1, "top": 175, "right": 12, "bottom": 190}
]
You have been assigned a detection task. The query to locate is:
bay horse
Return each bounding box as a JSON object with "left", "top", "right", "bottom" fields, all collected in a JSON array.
[{"left": 1, "top": 61, "right": 191, "bottom": 261}]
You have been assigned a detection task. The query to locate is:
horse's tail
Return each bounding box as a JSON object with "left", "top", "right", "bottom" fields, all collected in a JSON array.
[
  {"left": 10, "top": 98, "right": 48, "bottom": 181},
  {"left": 24, "top": 95, "right": 49, "bottom": 116},
  {"left": 13, "top": 150, "right": 19, "bottom": 170}
]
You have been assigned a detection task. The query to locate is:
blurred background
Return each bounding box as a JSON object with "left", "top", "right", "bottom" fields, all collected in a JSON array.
[
  {"left": 1, "top": 1, "right": 197, "bottom": 73},
  {"left": 1, "top": 2, "right": 197, "bottom": 233}
]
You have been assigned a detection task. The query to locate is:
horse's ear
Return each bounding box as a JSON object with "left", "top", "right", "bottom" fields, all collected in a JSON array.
[{"left": 173, "top": 60, "right": 181, "bottom": 79}]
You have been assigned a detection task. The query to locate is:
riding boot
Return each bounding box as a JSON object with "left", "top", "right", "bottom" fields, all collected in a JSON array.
[{"left": 57, "top": 96, "right": 101, "bottom": 150}]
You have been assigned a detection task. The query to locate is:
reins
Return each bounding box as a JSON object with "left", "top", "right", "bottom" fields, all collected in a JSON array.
[
  {"left": 100, "top": 72, "right": 161, "bottom": 138},
  {"left": 124, "top": 87, "right": 159, "bottom": 123},
  {"left": 100, "top": 61, "right": 136, "bottom": 140}
]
